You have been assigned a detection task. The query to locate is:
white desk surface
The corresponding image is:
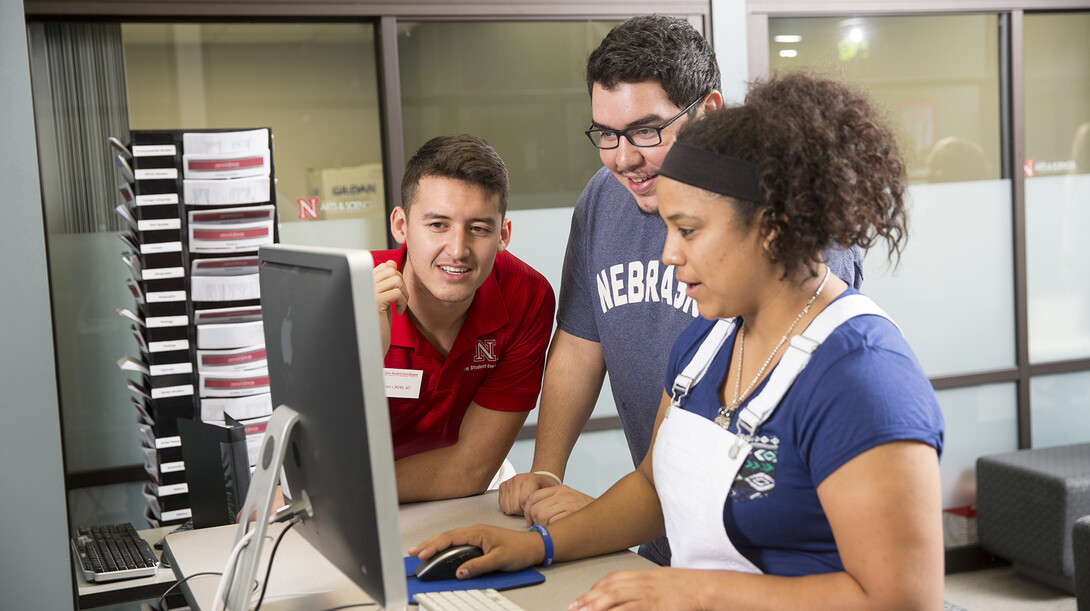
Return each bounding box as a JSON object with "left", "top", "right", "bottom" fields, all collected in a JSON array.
[{"left": 164, "top": 491, "right": 654, "bottom": 610}]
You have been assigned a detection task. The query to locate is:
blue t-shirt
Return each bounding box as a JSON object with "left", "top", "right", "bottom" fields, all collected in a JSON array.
[
  {"left": 662, "top": 289, "right": 944, "bottom": 576},
  {"left": 559, "top": 167, "right": 867, "bottom": 471}
]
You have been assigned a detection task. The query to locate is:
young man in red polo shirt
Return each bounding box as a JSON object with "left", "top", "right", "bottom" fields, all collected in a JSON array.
[{"left": 370, "top": 134, "right": 555, "bottom": 503}]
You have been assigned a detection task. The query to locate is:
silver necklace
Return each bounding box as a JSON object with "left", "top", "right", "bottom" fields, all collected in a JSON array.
[{"left": 714, "top": 267, "right": 832, "bottom": 428}]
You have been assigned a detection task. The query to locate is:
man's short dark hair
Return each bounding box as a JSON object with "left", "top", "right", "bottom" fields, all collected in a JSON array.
[
  {"left": 401, "top": 134, "right": 509, "bottom": 217},
  {"left": 586, "top": 14, "right": 721, "bottom": 109}
]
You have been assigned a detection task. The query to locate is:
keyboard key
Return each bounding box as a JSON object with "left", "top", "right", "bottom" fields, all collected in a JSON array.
[{"left": 136, "top": 539, "right": 159, "bottom": 566}]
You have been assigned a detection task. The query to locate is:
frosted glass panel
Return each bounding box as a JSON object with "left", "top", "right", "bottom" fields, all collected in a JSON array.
[
  {"left": 1026, "top": 175, "right": 1090, "bottom": 362},
  {"left": 277, "top": 217, "right": 389, "bottom": 251},
  {"left": 1024, "top": 12, "right": 1090, "bottom": 363},
  {"left": 935, "top": 384, "right": 1017, "bottom": 509},
  {"left": 506, "top": 206, "right": 623, "bottom": 426},
  {"left": 509, "top": 428, "right": 633, "bottom": 498},
  {"left": 862, "top": 180, "right": 1015, "bottom": 376},
  {"left": 1031, "top": 371, "right": 1090, "bottom": 448}
]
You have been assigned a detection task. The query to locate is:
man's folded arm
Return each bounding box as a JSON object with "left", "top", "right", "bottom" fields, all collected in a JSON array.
[{"left": 395, "top": 401, "right": 528, "bottom": 503}]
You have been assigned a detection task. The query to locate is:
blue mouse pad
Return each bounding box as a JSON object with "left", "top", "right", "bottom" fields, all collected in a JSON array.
[{"left": 403, "top": 556, "right": 545, "bottom": 599}]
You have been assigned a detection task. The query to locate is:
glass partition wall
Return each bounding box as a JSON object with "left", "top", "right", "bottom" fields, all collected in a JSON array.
[
  {"left": 752, "top": 3, "right": 1090, "bottom": 557},
  {"left": 28, "top": 5, "right": 703, "bottom": 532},
  {"left": 1024, "top": 12, "right": 1090, "bottom": 448},
  {"left": 122, "top": 23, "right": 388, "bottom": 249}
]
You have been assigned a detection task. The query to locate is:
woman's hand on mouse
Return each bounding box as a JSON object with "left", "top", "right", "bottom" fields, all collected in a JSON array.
[{"left": 409, "top": 524, "right": 545, "bottom": 579}]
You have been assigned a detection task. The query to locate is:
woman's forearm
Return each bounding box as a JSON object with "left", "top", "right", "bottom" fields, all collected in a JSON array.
[{"left": 549, "top": 469, "right": 665, "bottom": 563}]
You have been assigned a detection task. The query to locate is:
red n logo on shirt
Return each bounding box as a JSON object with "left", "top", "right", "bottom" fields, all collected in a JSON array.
[{"left": 474, "top": 339, "right": 497, "bottom": 363}]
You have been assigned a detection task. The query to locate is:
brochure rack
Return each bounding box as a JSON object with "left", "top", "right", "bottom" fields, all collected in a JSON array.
[{"left": 111, "top": 128, "right": 278, "bottom": 527}]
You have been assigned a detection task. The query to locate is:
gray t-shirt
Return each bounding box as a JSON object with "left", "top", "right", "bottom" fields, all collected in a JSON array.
[
  {"left": 558, "top": 167, "right": 700, "bottom": 471},
  {"left": 556, "top": 166, "right": 863, "bottom": 564}
]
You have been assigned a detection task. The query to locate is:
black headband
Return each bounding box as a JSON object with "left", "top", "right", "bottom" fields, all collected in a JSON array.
[{"left": 659, "top": 142, "right": 762, "bottom": 203}]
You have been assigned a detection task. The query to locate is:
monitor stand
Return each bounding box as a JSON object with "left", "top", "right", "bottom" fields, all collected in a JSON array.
[{"left": 222, "top": 404, "right": 301, "bottom": 611}]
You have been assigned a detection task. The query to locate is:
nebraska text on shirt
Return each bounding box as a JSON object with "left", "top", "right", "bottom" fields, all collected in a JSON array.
[{"left": 596, "top": 260, "right": 699, "bottom": 316}]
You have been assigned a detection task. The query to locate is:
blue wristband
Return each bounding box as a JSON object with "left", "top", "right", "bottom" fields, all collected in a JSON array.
[{"left": 528, "top": 524, "right": 554, "bottom": 567}]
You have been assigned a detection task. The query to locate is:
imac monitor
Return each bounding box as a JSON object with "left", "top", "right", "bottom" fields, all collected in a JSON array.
[{"left": 228, "top": 244, "right": 405, "bottom": 610}]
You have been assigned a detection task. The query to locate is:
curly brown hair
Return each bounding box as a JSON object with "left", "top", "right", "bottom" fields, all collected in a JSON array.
[{"left": 675, "top": 73, "right": 908, "bottom": 281}]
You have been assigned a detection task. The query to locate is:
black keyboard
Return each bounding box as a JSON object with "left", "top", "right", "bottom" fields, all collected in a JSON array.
[{"left": 71, "top": 522, "right": 160, "bottom": 582}]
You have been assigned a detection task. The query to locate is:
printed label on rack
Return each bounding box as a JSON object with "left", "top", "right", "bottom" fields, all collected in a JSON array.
[
  {"left": 184, "top": 176, "right": 270, "bottom": 206},
  {"left": 140, "top": 241, "right": 183, "bottom": 254},
  {"left": 150, "top": 362, "right": 193, "bottom": 376},
  {"left": 161, "top": 508, "right": 193, "bottom": 522},
  {"left": 197, "top": 346, "right": 267, "bottom": 369},
  {"left": 188, "top": 157, "right": 265, "bottom": 172},
  {"left": 182, "top": 150, "right": 270, "bottom": 180},
  {"left": 192, "top": 256, "right": 259, "bottom": 274},
  {"left": 132, "top": 144, "right": 178, "bottom": 157},
  {"left": 155, "top": 435, "right": 183, "bottom": 449},
  {"left": 158, "top": 482, "right": 189, "bottom": 496},
  {"left": 134, "top": 168, "right": 179, "bottom": 180},
  {"left": 142, "top": 266, "right": 185, "bottom": 280},
  {"left": 135, "top": 193, "right": 179, "bottom": 206},
  {"left": 200, "top": 371, "right": 270, "bottom": 398},
  {"left": 161, "top": 461, "right": 186, "bottom": 473},
  {"left": 151, "top": 384, "right": 194, "bottom": 400},
  {"left": 193, "top": 227, "right": 269, "bottom": 240},
  {"left": 137, "top": 218, "right": 181, "bottom": 231},
  {"left": 146, "top": 315, "right": 189, "bottom": 328},
  {"left": 183, "top": 129, "right": 268, "bottom": 155},
  {"left": 194, "top": 306, "right": 263, "bottom": 325},
  {"left": 204, "top": 375, "right": 269, "bottom": 390},
  {"left": 146, "top": 290, "right": 187, "bottom": 303},
  {"left": 148, "top": 339, "right": 189, "bottom": 353}
]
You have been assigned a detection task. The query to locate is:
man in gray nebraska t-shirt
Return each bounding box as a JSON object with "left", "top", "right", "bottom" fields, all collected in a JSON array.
[{"left": 498, "top": 15, "right": 862, "bottom": 566}]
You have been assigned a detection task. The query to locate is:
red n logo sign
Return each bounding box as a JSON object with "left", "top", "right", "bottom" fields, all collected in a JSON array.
[{"left": 297, "top": 197, "right": 321, "bottom": 220}]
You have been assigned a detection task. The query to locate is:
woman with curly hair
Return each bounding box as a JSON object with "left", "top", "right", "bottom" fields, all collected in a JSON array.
[{"left": 411, "top": 73, "right": 945, "bottom": 610}]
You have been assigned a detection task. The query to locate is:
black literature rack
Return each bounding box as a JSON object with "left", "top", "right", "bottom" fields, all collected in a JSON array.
[{"left": 111, "top": 128, "right": 278, "bottom": 527}]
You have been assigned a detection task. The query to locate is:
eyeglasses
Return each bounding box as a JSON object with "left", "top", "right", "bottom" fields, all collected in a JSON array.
[{"left": 585, "top": 96, "right": 704, "bottom": 149}]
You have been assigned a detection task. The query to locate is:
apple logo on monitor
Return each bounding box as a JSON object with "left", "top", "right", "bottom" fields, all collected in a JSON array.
[{"left": 281, "top": 304, "right": 293, "bottom": 366}]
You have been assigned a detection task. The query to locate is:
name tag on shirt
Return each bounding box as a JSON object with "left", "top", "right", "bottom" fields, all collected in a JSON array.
[{"left": 384, "top": 368, "right": 423, "bottom": 398}]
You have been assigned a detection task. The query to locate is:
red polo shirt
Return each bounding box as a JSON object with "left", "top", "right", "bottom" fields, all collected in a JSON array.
[{"left": 372, "top": 246, "right": 555, "bottom": 460}]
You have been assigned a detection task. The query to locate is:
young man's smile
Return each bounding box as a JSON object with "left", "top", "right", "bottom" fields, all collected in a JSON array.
[{"left": 391, "top": 175, "right": 512, "bottom": 311}]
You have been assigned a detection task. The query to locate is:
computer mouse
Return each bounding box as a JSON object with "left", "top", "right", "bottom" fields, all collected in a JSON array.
[{"left": 414, "top": 544, "right": 485, "bottom": 581}]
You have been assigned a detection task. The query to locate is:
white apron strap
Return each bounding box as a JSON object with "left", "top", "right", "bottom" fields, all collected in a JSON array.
[
  {"left": 733, "top": 294, "right": 897, "bottom": 454},
  {"left": 670, "top": 317, "right": 736, "bottom": 406}
]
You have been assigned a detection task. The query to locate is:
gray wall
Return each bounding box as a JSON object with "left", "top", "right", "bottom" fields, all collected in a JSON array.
[{"left": 0, "top": 1, "right": 75, "bottom": 608}]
